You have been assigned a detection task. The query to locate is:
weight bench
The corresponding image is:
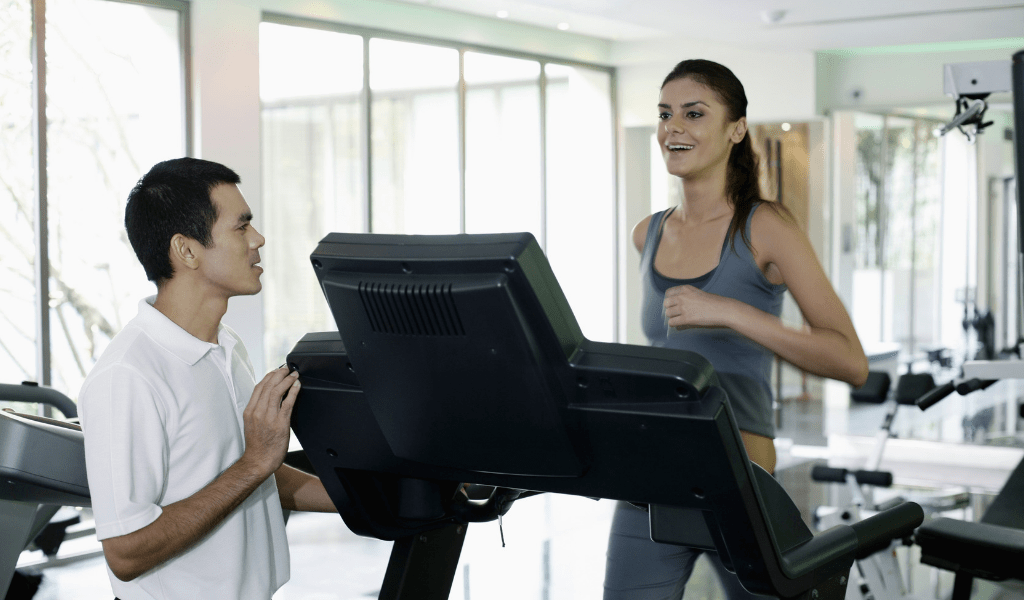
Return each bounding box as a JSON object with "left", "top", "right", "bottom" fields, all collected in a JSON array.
[
  {"left": 916, "top": 456, "right": 1024, "bottom": 600},
  {"left": 287, "top": 231, "right": 924, "bottom": 600}
]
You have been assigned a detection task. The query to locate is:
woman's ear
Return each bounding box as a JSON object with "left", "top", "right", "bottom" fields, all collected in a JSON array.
[{"left": 730, "top": 117, "right": 748, "bottom": 144}]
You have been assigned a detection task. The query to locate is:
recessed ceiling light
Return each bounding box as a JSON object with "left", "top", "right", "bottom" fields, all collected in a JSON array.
[
  {"left": 760, "top": 9, "right": 787, "bottom": 24},
  {"left": 557, "top": 22, "right": 570, "bottom": 30},
  {"left": 496, "top": 10, "right": 509, "bottom": 18},
  {"left": 781, "top": 122, "right": 791, "bottom": 132}
]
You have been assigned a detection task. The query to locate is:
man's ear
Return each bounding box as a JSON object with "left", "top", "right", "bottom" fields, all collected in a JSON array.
[
  {"left": 731, "top": 117, "right": 748, "bottom": 144},
  {"left": 169, "top": 233, "right": 201, "bottom": 272}
]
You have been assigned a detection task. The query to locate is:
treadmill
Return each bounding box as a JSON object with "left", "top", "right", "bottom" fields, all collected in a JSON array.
[
  {"left": 286, "top": 231, "right": 924, "bottom": 600},
  {"left": 0, "top": 382, "right": 90, "bottom": 597}
]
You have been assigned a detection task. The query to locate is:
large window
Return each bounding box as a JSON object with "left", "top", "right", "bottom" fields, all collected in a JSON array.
[
  {"left": 0, "top": 1, "right": 36, "bottom": 390},
  {"left": 259, "top": 18, "right": 617, "bottom": 373},
  {"left": 848, "top": 112, "right": 955, "bottom": 357},
  {"left": 0, "top": 0, "right": 188, "bottom": 405},
  {"left": 545, "top": 64, "right": 615, "bottom": 342},
  {"left": 259, "top": 24, "right": 364, "bottom": 365},
  {"left": 464, "top": 51, "right": 542, "bottom": 237},
  {"left": 370, "top": 38, "right": 461, "bottom": 234}
]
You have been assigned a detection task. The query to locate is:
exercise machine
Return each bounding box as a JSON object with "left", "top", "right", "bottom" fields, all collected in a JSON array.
[
  {"left": 0, "top": 382, "right": 90, "bottom": 598},
  {"left": 812, "top": 373, "right": 969, "bottom": 600},
  {"left": 864, "top": 49, "right": 1024, "bottom": 600},
  {"left": 913, "top": 372, "right": 1024, "bottom": 600},
  {"left": 937, "top": 50, "right": 1024, "bottom": 381},
  {"left": 286, "top": 231, "right": 924, "bottom": 600},
  {"left": 814, "top": 373, "right": 962, "bottom": 529}
]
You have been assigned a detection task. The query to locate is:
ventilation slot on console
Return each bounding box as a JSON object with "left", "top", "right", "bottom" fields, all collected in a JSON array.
[{"left": 358, "top": 282, "right": 466, "bottom": 336}]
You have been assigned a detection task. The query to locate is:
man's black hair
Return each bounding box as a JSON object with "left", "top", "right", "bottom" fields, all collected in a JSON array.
[{"left": 124, "top": 157, "right": 241, "bottom": 284}]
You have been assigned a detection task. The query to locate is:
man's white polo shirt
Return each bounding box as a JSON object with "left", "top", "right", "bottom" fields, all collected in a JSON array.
[{"left": 79, "top": 297, "right": 289, "bottom": 600}]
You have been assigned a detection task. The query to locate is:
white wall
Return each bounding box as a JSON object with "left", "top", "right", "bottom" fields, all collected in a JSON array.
[
  {"left": 193, "top": 0, "right": 265, "bottom": 370},
  {"left": 816, "top": 41, "right": 1023, "bottom": 114},
  {"left": 829, "top": 112, "right": 858, "bottom": 309},
  {"left": 190, "top": 0, "right": 615, "bottom": 373},
  {"left": 613, "top": 37, "right": 817, "bottom": 127}
]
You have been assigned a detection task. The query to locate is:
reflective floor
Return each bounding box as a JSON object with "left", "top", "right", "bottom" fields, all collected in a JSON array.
[{"left": 14, "top": 372, "right": 1024, "bottom": 600}]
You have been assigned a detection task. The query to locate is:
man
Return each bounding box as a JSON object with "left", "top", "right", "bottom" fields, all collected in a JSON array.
[{"left": 79, "top": 157, "right": 336, "bottom": 599}]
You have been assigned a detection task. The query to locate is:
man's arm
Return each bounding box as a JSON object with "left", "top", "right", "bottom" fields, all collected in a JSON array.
[
  {"left": 101, "top": 368, "right": 300, "bottom": 582},
  {"left": 275, "top": 463, "right": 338, "bottom": 513}
]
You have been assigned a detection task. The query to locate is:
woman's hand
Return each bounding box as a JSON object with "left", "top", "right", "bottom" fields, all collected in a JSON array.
[{"left": 664, "top": 285, "right": 734, "bottom": 330}]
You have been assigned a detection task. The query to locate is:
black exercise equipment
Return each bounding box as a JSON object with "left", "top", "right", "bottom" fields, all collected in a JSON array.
[
  {"left": 0, "top": 383, "right": 90, "bottom": 598},
  {"left": 963, "top": 308, "right": 997, "bottom": 361},
  {"left": 287, "top": 231, "right": 924, "bottom": 600},
  {"left": 850, "top": 371, "right": 891, "bottom": 404},
  {"left": 811, "top": 466, "right": 893, "bottom": 489},
  {"left": 2, "top": 382, "right": 78, "bottom": 420},
  {"left": 925, "top": 347, "right": 954, "bottom": 370},
  {"left": 915, "top": 378, "right": 998, "bottom": 411},
  {"left": 913, "top": 357, "right": 1024, "bottom": 598},
  {"left": 915, "top": 455, "right": 1024, "bottom": 599},
  {"left": 894, "top": 373, "right": 935, "bottom": 406}
]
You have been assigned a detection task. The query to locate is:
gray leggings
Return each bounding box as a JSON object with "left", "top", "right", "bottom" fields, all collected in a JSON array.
[{"left": 603, "top": 502, "right": 775, "bottom": 600}]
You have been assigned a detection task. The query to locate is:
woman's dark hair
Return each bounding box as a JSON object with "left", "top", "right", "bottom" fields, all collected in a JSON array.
[
  {"left": 662, "top": 59, "right": 770, "bottom": 251},
  {"left": 124, "top": 157, "right": 241, "bottom": 284}
]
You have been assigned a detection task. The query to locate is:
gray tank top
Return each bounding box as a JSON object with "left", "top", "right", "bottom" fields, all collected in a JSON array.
[{"left": 640, "top": 203, "right": 786, "bottom": 438}]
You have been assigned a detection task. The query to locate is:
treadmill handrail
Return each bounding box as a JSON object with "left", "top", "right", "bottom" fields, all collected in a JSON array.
[{"left": 0, "top": 382, "right": 78, "bottom": 419}]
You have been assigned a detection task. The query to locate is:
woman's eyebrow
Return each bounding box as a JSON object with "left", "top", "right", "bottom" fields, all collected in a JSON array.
[{"left": 658, "top": 100, "right": 710, "bottom": 109}]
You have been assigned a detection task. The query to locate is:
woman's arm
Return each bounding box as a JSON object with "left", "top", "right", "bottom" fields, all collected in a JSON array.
[
  {"left": 632, "top": 214, "right": 653, "bottom": 253},
  {"left": 664, "top": 205, "right": 868, "bottom": 387}
]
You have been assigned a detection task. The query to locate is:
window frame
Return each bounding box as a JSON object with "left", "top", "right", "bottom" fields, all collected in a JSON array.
[
  {"left": 260, "top": 11, "right": 620, "bottom": 339},
  {"left": 26, "top": 0, "right": 192, "bottom": 387}
]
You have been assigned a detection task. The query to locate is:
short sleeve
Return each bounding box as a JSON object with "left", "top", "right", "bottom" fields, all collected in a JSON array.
[{"left": 80, "top": 364, "right": 168, "bottom": 540}]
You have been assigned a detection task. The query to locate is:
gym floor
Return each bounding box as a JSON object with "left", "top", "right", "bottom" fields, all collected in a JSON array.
[{"left": 16, "top": 378, "right": 1024, "bottom": 600}]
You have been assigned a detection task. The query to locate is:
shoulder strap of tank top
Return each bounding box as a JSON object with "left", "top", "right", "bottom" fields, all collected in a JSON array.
[
  {"left": 728, "top": 201, "right": 764, "bottom": 258},
  {"left": 745, "top": 201, "right": 763, "bottom": 231},
  {"left": 642, "top": 207, "right": 675, "bottom": 263},
  {"left": 658, "top": 206, "right": 676, "bottom": 237}
]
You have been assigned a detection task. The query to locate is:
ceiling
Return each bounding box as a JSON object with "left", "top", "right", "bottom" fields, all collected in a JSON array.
[{"left": 396, "top": 0, "right": 1024, "bottom": 51}]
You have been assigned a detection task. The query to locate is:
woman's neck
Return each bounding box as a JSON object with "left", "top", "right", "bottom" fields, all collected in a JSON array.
[{"left": 677, "top": 170, "right": 731, "bottom": 224}]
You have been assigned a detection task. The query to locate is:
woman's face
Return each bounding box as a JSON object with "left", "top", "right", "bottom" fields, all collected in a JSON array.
[{"left": 657, "top": 76, "right": 746, "bottom": 181}]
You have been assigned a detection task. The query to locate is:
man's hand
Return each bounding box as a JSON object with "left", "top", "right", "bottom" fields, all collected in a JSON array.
[
  {"left": 240, "top": 367, "right": 301, "bottom": 479},
  {"left": 102, "top": 366, "right": 302, "bottom": 582},
  {"left": 100, "top": 367, "right": 303, "bottom": 582}
]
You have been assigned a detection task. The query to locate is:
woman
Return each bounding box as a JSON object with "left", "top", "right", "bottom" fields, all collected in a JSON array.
[{"left": 603, "top": 59, "right": 868, "bottom": 600}]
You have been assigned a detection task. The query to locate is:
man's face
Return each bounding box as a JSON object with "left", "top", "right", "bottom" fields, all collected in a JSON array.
[{"left": 197, "top": 183, "right": 266, "bottom": 298}]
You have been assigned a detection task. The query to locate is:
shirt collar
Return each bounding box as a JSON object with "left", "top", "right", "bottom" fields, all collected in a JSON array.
[{"left": 135, "top": 296, "right": 230, "bottom": 366}]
